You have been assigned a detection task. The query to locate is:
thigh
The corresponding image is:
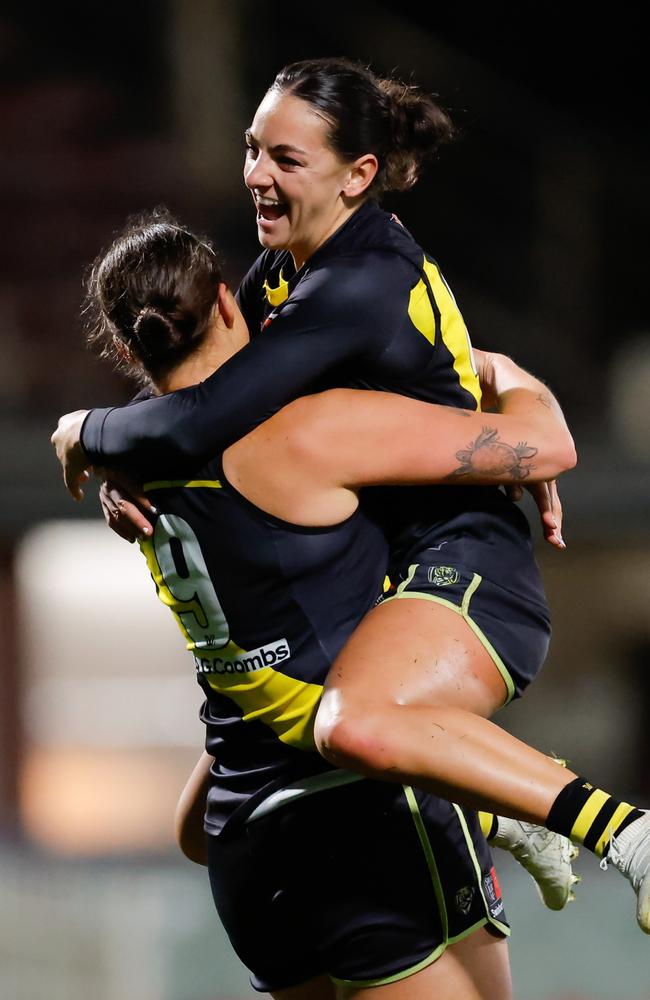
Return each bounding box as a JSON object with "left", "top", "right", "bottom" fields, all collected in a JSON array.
[
  {"left": 272, "top": 976, "right": 336, "bottom": 1000},
  {"left": 337, "top": 928, "right": 512, "bottom": 1000},
  {"left": 322, "top": 593, "right": 507, "bottom": 721},
  {"left": 322, "top": 560, "right": 550, "bottom": 718}
]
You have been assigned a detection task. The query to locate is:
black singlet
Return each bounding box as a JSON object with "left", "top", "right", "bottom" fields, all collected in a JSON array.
[{"left": 138, "top": 458, "right": 387, "bottom": 834}]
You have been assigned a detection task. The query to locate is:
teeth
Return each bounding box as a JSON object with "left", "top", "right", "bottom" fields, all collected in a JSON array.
[{"left": 256, "top": 194, "right": 282, "bottom": 206}]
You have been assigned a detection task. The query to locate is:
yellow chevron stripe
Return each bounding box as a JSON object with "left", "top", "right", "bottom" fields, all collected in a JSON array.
[
  {"left": 205, "top": 667, "right": 322, "bottom": 751},
  {"left": 143, "top": 479, "right": 222, "bottom": 491},
  {"left": 263, "top": 269, "right": 289, "bottom": 307}
]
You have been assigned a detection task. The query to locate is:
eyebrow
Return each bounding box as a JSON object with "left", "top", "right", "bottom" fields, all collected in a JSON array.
[{"left": 244, "top": 130, "right": 308, "bottom": 157}]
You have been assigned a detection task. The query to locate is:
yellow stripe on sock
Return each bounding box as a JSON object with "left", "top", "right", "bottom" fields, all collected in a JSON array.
[
  {"left": 570, "top": 789, "right": 610, "bottom": 844},
  {"left": 479, "top": 811, "right": 495, "bottom": 839},
  {"left": 594, "top": 802, "right": 636, "bottom": 858}
]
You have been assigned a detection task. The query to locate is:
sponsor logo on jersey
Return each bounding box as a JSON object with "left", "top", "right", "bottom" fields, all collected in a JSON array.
[
  {"left": 427, "top": 565, "right": 461, "bottom": 587},
  {"left": 483, "top": 866, "right": 504, "bottom": 918},
  {"left": 455, "top": 885, "right": 475, "bottom": 916},
  {"left": 194, "top": 638, "right": 291, "bottom": 675}
]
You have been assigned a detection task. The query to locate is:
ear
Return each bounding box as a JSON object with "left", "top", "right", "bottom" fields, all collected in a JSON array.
[
  {"left": 112, "top": 335, "right": 133, "bottom": 363},
  {"left": 215, "top": 282, "right": 236, "bottom": 329},
  {"left": 342, "top": 153, "right": 379, "bottom": 199}
]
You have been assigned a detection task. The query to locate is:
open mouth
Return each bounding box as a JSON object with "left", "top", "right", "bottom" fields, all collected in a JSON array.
[{"left": 255, "top": 194, "right": 289, "bottom": 223}]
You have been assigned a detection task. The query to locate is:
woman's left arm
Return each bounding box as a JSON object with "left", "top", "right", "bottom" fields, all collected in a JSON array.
[{"left": 269, "top": 355, "right": 576, "bottom": 494}]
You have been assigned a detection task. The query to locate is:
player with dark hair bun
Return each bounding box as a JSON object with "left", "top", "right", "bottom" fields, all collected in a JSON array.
[
  {"left": 54, "top": 57, "right": 650, "bottom": 943},
  {"left": 86, "top": 209, "right": 224, "bottom": 384},
  {"left": 62, "top": 208, "right": 583, "bottom": 998},
  {"left": 270, "top": 57, "right": 455, "bottom": 196}
]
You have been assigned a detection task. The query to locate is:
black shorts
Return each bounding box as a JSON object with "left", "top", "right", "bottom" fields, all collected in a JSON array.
[
  {"left": 207, "top": 775, "right": 509, "bottom": 993},
  {"left": 385, "top": 561, "right": 551, "bottom": 702}
]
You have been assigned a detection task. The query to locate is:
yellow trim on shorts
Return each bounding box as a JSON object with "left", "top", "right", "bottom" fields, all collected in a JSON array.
[
  {"left": 331, "top": 785, "right": 447, "bottom": 989},
  {"left": 404, "top": 785, "right": 449, "bottom": 941},
  {"left": 331, "top": 914, "right": 502, "bottom": 989},
  {"left": 143, "top": 479, "right": 223, "bottom": 491},
  {"left": 331, "top": 789, "right": 507, "bottom": 989},
  {"left": 384, "top": 565, "right": 516, "bottom": 705},
  {"left": 452, "top": 804, "right": 510, "bottom": 938}
]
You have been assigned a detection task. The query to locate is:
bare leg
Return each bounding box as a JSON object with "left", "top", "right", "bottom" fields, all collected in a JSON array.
[
  {"left": 315, "top": 599, "right": 574, "bottom": 822},
  {"left": 272, "top": 976, "right": 337, "bottom": 999},
  {"left": 337, "top": 929, "right": 512, "bottom": 1000}
]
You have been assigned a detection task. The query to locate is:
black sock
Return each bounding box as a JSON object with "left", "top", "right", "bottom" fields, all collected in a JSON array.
[{"left": 547, "top": 777, "right": 643, "bottom": 857}]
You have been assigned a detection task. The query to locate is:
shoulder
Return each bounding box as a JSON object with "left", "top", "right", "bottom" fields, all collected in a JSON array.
[{"left": 295, "top": 249, "right": 419, "bottom": 317}]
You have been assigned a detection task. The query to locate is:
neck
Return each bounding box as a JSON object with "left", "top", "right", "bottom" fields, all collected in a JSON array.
[
  {"left": 290, "top": 198, "right": 366, "bottom": 270},
  {"left": 154, "top": 339, "right": 237, "bottom": 394}
]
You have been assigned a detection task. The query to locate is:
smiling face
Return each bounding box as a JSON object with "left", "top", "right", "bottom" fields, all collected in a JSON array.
[{"left": 244, "top": 90, "right": 376, "bottom": 268}]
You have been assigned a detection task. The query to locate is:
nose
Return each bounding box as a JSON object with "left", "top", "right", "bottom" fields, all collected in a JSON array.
[{"left": 244, "top": 151, "right": 274, "bottom": 191}]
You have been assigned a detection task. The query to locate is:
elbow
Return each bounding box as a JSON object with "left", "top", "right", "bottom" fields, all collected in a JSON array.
[
  {"left": 530, "top": 426, "right": 577, "bottom": 480},
  {"left": 174, "top": 798, "right": 208, "bottom": 867},
  {"left": 174, "top": 815, "right": 208, "bottom": 867},
  {"left": 564, "top": 436, "right": 578, "bottom": 473},
  {"left": 553, "top": 431, "right": 578, "bottom": 476}
]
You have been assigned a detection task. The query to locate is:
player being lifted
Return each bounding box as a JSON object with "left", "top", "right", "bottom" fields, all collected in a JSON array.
[{"left": 54, "top": 56, "right": 650, "bottom": 943}]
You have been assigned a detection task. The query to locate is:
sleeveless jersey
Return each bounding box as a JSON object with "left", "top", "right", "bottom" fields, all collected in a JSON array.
[{"left": 138, "top": 458, "right": 388, "bottom": 834}]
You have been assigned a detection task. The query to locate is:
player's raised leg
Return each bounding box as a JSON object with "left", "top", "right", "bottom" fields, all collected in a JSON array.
[{"left": 315, "top": 597, "right": 646, "bottom": 926}]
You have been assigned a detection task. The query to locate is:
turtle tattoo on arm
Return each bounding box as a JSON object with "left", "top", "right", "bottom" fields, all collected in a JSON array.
[{"left": 451, "top": 427, "right": 538, "bottom": 479}]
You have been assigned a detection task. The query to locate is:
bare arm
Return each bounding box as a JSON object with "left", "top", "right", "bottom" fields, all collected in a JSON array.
[
  {"left": 303, "top": 354, "right": 575, "bottom": 487},
  {"left": 225, "top": 354, "right": 576, "bottom": 526}
]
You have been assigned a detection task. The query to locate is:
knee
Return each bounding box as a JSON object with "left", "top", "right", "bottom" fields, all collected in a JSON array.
[{"left": 314, "top": 700, "right": 392, "bottom": 774}]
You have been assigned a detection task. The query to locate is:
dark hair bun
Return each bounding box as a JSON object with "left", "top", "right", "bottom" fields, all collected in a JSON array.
[
  {"left": 132, "top": 301, "right": 202, "bottom": 367},
  {"left": 273, "top": 57, "right": 455, "bottom": 197},
  {"left": 85, "top": 207, "right": 223, "bottom": 384},
  {"left": 378, "top": 78, "right": 456, "bottom": 192},
  {"left": 132, "top": 304, "right": 178, "bottom": 361}
]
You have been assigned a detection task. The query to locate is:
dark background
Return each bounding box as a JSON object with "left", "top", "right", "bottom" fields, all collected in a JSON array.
[
  {"left": 2, "top": 0, "right": 649, "bottom": 821},
  {"left": 1, "top": 5, "right": 649, "bottom": 996}
]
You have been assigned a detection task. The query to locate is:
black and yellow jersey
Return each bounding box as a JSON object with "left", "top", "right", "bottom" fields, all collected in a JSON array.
[
  {"left": 138, "top": 458, "right": 388, "bottom": 834},
  {"left": 80, "top": 200, "right": 483, "bottom": 477},
  {"left": 82, "top": 199, "right": 547, "bottom": 619}
]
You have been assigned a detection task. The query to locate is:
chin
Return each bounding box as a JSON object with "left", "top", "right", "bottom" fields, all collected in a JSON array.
[{"left": 258, "top": 232, "right": 289, "bottom": 252}]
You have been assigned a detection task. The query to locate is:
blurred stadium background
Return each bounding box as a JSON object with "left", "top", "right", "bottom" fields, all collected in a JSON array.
[{"left": 1, "top": 3, "right": 649, "bottom": 997}]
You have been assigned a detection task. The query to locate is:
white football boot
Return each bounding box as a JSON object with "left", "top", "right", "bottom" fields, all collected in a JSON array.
[
  {"left": 493, "top": 818, "right": 580, "bottom": 910},
  {"left": 603, "top": 811, "right": 650, "bottom": 933}
]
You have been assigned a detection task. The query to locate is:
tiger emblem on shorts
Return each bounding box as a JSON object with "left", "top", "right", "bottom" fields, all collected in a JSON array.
[
  {"left": 428, "top": 565, "right": 461, "bottom": 587},
  {"left": 455, "top": 885, "right": 475, "bottom": 915}
]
